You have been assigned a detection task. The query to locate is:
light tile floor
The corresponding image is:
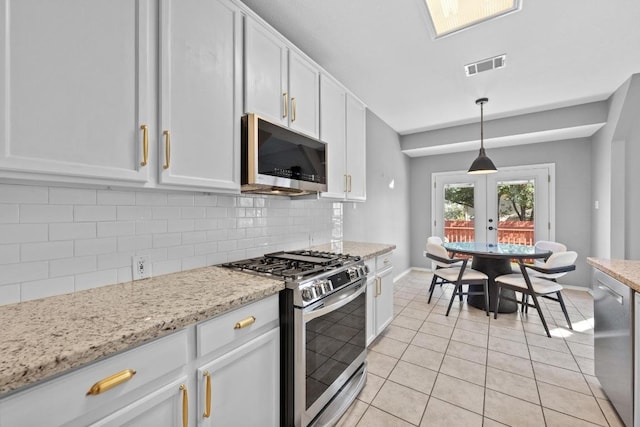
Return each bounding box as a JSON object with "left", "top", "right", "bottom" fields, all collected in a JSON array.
[{"left": 337, "top": 270, "right": 624, "bottom": 427}]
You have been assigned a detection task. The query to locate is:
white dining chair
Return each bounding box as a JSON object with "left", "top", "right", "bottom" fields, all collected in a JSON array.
[
  {"left": 425, "top": 242, "right": 489, "bottom": 316},
  {"left": 425, "top": 236, "right": 456, "bottom": 303},
  {"left": 495, "top": 251, "right": 577, "bottom": 337}
]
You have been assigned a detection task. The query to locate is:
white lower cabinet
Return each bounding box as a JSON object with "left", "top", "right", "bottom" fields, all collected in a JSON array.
[
  {"left": 366, "top": 251, "right": 394, "bottom": 346},
  {"left": 196, "top": 328, "right": 279, "bottom": 427},
  {"left": 0, "top": 295, "right": 280, "bottom": 427}
]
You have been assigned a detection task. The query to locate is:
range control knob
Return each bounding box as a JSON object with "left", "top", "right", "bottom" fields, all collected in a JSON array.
[
  {"left": 301, "top": 286, "right": 316, "bottom": 301},
  {"left": 313, "top": 282, "right": 325, "bottom": 297},
  {"left": 320, "top": 279, "right": 333, "bottom": 293}
]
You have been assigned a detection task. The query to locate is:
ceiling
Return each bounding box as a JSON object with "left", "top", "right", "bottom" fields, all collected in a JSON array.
[{"left": 239, "top": 0, "right": 640, "bottom": 138}]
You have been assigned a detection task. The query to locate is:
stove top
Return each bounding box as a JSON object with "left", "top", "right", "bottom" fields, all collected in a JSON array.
[{"left": 222, "top": 250, "right": 361, "bottom": 281}]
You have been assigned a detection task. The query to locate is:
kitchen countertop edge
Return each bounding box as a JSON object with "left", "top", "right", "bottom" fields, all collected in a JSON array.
[{"left": 587, "top": 257, "right": 640, "bottom": 292}]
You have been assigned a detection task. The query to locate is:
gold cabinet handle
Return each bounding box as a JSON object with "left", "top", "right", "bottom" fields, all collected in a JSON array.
[
  {"left": 163, "top": 130, "right": 171, "bottom": 169},
  {"left": 282, "top": 92, "right": 288, "bottom": 119},
  {"left": 384, "top": 258, "right": 389, "bottom": 264},
  {"left": 376, "top": 277, "right": 381, "bottom": 297},
  {"left": 348, "top": 175, "right": 352, "bottom": 192},
  {"left": 140, "top": 125, "right": 149, "bottom": 166},
  {"left": 180, "top": 384, "right": 188, "bottom": 427},
  {"left": 291, "top": 97, "right": 297, "bottom": 122},
  {"left": 86, "top": 369, "right": 136, "bottom": 396},
  {"left": 344, "top": 174, "right": 348, "bottom": 193},
  {"left": 234, "top": 316, "right": 256, "bottom": 329},
  {"left": 203, "top": 371, "right": 212, "bottom": 418}
]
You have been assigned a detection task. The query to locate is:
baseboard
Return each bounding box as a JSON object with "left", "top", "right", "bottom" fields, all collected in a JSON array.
[{"left": 393, "top": 268, "right": 413, "bottom": 282}]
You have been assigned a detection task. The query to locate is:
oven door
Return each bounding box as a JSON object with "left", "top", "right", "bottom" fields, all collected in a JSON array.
[{"left": 294, "top": 279, "right": 367, "bottom": 427}]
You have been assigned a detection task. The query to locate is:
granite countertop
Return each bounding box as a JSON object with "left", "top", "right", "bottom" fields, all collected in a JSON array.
[
  {"left": 587, "top": 258, "right": 640, "bottom": 292},
  {"left": 310, "top": 241, "right": 396, "bottom": 260},
  {"left": 0, "top": 266, "right": 283, "bottom": 395}
]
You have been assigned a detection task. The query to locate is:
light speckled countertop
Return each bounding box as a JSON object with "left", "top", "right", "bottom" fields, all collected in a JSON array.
[
  {"left": 310, "top": 241, "right": 396, "bottom": 260},
  {"left": 587, "top": 258, "right": 640, "bottom": 292},
  {"left": 0, "top": 267, "right": 283, "bottom": 395}
]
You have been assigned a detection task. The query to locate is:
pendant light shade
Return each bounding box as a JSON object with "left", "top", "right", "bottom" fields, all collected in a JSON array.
[{"left": 468, "top": 98, "right": 497, "bottom": 174}]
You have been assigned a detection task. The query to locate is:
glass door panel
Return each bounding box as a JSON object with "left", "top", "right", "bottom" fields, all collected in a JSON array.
[
  {"left": 496, "top": 179, "right": 535, "bottom": 245},
  {"left": 433, "top": 174, "right": 487, "bottom": 242}
]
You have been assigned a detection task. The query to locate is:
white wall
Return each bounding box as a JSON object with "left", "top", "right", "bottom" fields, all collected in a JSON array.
[
  {"left": 343, "top": 111, "right": 411, "bottom": 275},
  {"left": 0, "top": 183, "right": 339, "bottom": 305},
  {"left": 408, "top": 138, "right": 593, "bottom": 288}
]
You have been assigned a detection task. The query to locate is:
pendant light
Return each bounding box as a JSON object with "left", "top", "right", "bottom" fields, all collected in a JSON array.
[{"left": 467, "top": 97, "right": 497, "bottom": 174}]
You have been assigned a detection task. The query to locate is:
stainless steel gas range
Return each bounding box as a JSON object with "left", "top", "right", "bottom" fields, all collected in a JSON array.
[{"left": 223, "top": 250, "right": 368, "bottom": 427}]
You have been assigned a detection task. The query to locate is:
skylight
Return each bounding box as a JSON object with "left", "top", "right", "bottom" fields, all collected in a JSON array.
[{"left": 424, "top": 0, "right": 520, "bottom": 38}]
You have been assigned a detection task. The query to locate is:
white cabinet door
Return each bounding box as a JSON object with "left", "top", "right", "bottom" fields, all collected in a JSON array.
[
  {"left": 345, "top": 94, "right": 367, "bottom": 201},
  {"left": 288, "top": 51, "right": 320, "bottom": 139},
  {"left": 244, "top": 17, "right": 288, "bottom": 127},
  {"left": 90, "top": 378, "right": 189, "bottom": 427},
  {"left": 319, "top": 74, "right": 347, "bottom": 199},
  {"left": 158, "top": 0, "right": 241, "bottom": 191},
  {"left": 197, "top": 328, "right": 279, "bottom": 427},
  {"left": 0, "top": 0, "right": 151, "bottom": 183},
  {"left": 375, "top": 267, "right": 394, "bottom": 336}
]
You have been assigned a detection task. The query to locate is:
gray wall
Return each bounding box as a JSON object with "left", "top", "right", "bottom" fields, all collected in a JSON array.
[
  {"left": 591, "top": 73, "right": 640, "bottom": 260},
  {"left": 408, "top": 138, "right": 593, "bottom": 287},
  {"left": 343, "top": 110, "right": 411, "bottom": 275}
]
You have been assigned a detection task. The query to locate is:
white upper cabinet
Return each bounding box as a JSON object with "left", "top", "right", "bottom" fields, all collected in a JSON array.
[
  {"left": 319, "top": 74, "right": 347, "bottom": 199},
  {"left": 319, "top": 74, "right": 367, "bottom": 201},
  {"left": 0, "top": 0, "right": 151, "bottom": 183},
  {"left": 244, "top": 16, "right": 319, "bottom": 139},
  {"left": 158, "top": 0, "right": 241, "bottom": 191},
  {"left": 288, "top": 51, "right": 320, "bottom": 138},
  {"left": 345, "top": 94, "right": 367, "bottom": 201}
]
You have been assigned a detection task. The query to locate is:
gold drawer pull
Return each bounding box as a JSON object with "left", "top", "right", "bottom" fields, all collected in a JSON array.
[
  {"left": 162, "top": 130, "right": 171, "bottom": 169},
  {"left": 283, "top": 92, "right": 288, "bottom": 118},
  {"left": 384, "top": 258, "right": 389, "bottom": 264},
  {"left": 203, "top": 371, "right": 212, "bottom": 418},
  {"left": 140, "top": 124, "right": 149, "bottom": 166},
  {"left": 234, "top": 316, "right": 256, "bottom": 329},
  {"left": 86, "top": 369, "right": 136, "bottom": 395},
  {"left": 180, "top": 384, "right": 188, "bottom": 427},
  {"left": 291, "top": 97, "right": 297, "bottom": 122}
]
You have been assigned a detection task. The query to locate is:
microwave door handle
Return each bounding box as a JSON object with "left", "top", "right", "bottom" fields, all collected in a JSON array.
[{"left": 303, "top": 282, "right": 366, "bottom": 323}]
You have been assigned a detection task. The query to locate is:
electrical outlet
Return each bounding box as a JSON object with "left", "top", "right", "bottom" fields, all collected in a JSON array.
[{"left": 132, "top": 255, "right": 151, "bottom": 280}]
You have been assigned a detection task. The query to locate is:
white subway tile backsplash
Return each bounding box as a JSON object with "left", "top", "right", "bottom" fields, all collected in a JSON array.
[
  {"left": 168, "top": 193, "right": 195, "bottom": 206},
  {"left": 0, "top": 284, "right": 21, "bottom": 305},
  {"left": 75, "top": 269, "right": 118, "bottom": 292},
  {"left": 0, "top": 205, "right": 18, "bottom": 223},
  {"left": 117, "top": 206, "right": 153, "bottom": 221},
  {"left": 21, "top": 241, "right": 74, "bottom": 262},
  {"left": 97, "top": 221, "right": 136, "bottom": 238},
  {"left": 152, "top": 233, "right": 182, "bottom": 248},
  {"left": 75, "top": 237, "right": 117, "bottom": 256},
  {"left": 136, "top": 191, "right": 168, "bottom": 206},
  {"left": 97, "top": 189, "right": 136, "bottom": 205},
  {"left": 0, "top": 224, "right": 48, "bottom": 244},
  {"left": 167, "top": 219, "right": 195, "bottom": 233},
  {"left": 21, "top": 205, "right": 73, "bottom": 223},
  {"left": 0, "top": 183, "right": 48, "bottom": 203},
  {"left": 117, "top": 235, "right": 153, "bottom": 252},
  {"left": 75, "top": 205, "right": 117, "bottom": 222},
  {"left": 0, "top": 244, "right": 19, "bottom": 264},
  {"left": 50, "top": 223, "right": 96, "bottom": 241},
  {"left": 50, "top": 256, "right": 97, "bottom": 277},
  {"left": 0, "top": 183, "right": 338, "bottom": 305},
  {"left": 0, "top": 261, "right": 49, "bottom": 286},
  {"left": 50, "top": 187, "right": 96, "bottom": 205},
  {"left": 21, "top": 277, "right": 75, "bottom": 301}
]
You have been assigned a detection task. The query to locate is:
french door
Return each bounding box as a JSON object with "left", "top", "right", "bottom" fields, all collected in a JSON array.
[{"left": 433, "top": 164, "right": 554, "bottom": 244}]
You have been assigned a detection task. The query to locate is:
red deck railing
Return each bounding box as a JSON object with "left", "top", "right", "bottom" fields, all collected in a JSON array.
[{"left": 444, "top": 220, "right": 534, "bottom": 245}]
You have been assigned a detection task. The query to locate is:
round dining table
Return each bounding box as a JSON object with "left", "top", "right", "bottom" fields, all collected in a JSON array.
[{"left": 442, "top": 242, "right": 552, "bottom": 313}]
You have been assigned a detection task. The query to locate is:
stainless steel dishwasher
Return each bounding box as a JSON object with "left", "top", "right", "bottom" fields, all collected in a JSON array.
[{"left": 594, "top": 269, "right": 633, "bottom": 427}]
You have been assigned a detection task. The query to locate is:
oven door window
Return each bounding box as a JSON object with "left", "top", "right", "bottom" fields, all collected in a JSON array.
[{"left": 304, "top": 291, "right": 366, "bottom": 409}]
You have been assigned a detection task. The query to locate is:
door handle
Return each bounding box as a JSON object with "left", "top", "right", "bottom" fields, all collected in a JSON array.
[{"left": 488, "top": 226, "right": 494, "bottom": 231}]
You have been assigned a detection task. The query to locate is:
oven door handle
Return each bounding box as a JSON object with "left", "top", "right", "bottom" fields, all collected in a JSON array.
[{"left": 303, "top": 282, "right": 366, "bottom": 322}]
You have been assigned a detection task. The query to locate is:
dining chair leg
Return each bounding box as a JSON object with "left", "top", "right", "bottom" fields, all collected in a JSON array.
[
  {"left": 445, "top": 283, "right": 460, "bottom": 316},
  {"left": 529, "top": 293, "right": 551, "bottom": 338},
  {"left": 458, "top": 285, "right": 463, "bottom": 301},
  {"left": 556, "top": 291, "right": 573, "bottom": 330},
  {"left": 493, "top": 286, "right": 502, "bottom": 319},
  {"left": 428, "top": 274, "right": 438, "bottom": 304},
  {"left": 482, "top": 280, "right": 489, "bottom": 316}
]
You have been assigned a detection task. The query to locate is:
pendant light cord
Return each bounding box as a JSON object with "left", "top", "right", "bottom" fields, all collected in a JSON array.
[{"left": 480, "top": 100, "right": 484, "bottom": 149}]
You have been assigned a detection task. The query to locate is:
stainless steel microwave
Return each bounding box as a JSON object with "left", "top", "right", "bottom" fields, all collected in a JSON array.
[{"left": 241, "top": 114, "right": 327, "bottom": 195}]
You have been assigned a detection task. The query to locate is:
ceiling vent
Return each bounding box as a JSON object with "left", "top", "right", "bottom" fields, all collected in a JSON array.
[{"left": 465, "top": 54, "right": 506, "bottom": 76}]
